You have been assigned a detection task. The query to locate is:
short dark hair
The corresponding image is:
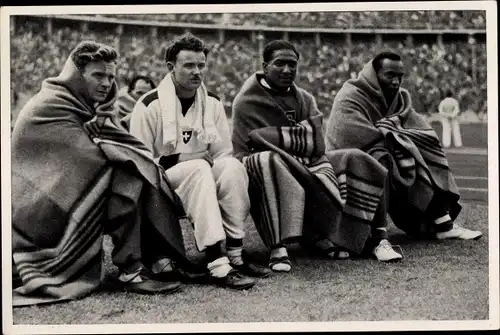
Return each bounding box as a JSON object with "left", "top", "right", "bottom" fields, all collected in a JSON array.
[
  {"left": 164, "top": 33, "right": 209, "bottom": 63},
  {"left": 372, "top": 51, "right": 402, "bottom": 73},
  {"left": 445, "top": 90, "right": 454, "bottom": 98},
  {"left": 71, "top": 40, "right": 118, "bottom": 70},
  {"left": 128, "top": 75, "right": 156, "bottom": 93},
  {"left": 262, "top": 40, "right": 300, "bottom": 63}
]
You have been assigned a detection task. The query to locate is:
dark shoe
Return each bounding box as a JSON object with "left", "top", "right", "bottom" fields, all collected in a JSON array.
[
  {"left": 209, "top": 269, "right": 256, "bottom": 290},
  {"left": 117, "top": 268, "right": 182, "bottom": 295},
  {"left": 231, "top": 262, "right": 272, "bottom": 278},
  {"left": 177, "top": 267, "right": 209, "bottom": 284}
]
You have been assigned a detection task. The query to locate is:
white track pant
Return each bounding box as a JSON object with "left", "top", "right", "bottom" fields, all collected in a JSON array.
[
  {"left": 441, "top": 116, "right": 462, "bottom": 148},
  {"left": 165, "top": 157, "right": 250, "bottom": 251}
]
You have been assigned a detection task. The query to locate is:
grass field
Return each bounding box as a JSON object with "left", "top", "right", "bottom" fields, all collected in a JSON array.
[{"left": 12, "top": 202, "right": 489, "bottom": 325}]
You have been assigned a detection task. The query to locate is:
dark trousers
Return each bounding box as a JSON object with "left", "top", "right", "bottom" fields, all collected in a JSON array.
[
  {"left": 377, "top": 155, "right": 451, "bottom": 237},
  {"left": 104, "top": 169, "right": 187, "bottom": 272}
]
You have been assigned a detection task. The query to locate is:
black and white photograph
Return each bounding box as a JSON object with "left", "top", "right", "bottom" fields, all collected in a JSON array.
[{"left": 1, "top": 2, "right": 498, "bottom": 333}]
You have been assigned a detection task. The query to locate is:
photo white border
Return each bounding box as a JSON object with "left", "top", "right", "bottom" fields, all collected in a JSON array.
[{"left": 2, "top": 1, "right": 498, "bottom": 334}]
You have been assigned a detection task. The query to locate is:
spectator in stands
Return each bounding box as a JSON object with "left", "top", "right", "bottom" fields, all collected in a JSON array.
[
  {"left": 115, "top": 75, "right": 156, "bottom": 130},
  {"left": 438, "top": 90, "right": 463, "bottom": 148},
  {"left": 130, "top": 33, "right": 271, "bottom": 291},
  {"left": 232, "top": 40, "right": 402, "bottom": 274},
  {"left": 11, "top": 41, "right": 192, "bottom": 307},
  {"left": 325, "top": 51, "right": 482, "bottom": 241}
]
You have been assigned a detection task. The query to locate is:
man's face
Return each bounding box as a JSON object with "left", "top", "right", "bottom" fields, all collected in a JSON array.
[
  {"left": 130, "top": 79, "right": 154, "bottom": 100},
  {"left": 81, "top": 60, "right": 116, "bottom": 103},
  {"left": 376, "top": 59, "right": 405, "bottom": 98},
  {"left": 263, "top": 49, "right": 298, "bottom": 90},
  {"left": 168, "top": 50, "right": 207, "bottom": 92}
]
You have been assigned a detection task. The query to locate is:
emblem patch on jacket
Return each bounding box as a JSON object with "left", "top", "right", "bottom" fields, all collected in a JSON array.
[{"left": 181, "top": 127, "right": 193, "bottom": 144}]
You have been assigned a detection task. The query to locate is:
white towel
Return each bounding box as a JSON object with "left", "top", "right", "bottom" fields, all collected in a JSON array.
[{"left": 157, "top": 73, "right": 221, "bottom": 153}]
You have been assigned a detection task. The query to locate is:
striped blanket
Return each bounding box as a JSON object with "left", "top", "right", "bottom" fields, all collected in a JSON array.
[
  {"left": 11, "top": 56, "right": 185, "bottom": 306},
  {"left": 325, "top": 59, "right": 461, "bottom": 235},
  {"left": 232, "top": 73, "right": 387, "bottom": 253},
  {"left": 248, "top": 115, "right": 346, "bottom": 208}
]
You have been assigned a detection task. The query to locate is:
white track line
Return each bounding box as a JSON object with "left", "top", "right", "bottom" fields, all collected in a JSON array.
[
  {"left": 458, "top": 187, "right": 488, "bottom": 192},
  {"left": 455, "top": 176, "right": 488, "bottom": 181}
]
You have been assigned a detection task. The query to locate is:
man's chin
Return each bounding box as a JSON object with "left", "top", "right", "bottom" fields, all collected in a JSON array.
[
  {"left": 187, "top": 82, "right": 202, "bottom": 91},
  {"left": 383, "top": 88, "right": 399, "bottom": 99},
  {"left": 93, "top": 95, "right": 108, "bottom": 103}
]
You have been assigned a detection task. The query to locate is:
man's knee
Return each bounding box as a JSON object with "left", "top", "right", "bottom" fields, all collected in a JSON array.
[
  {"left": 215, "top": 157, "right": 248, "bottom": 180},
  {"left": 183, "top": 159, "right": 213, "bottom": 180}
]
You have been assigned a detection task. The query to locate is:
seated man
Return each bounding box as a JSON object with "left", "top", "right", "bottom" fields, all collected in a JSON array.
[
  {"left": 11, "top": 41, "right": 190, "bottom": 307},
  {"left": 115, "top": 75, "right": 156, "bottom": 130},
  {"left": 325, "top": 51, "right": 482, "bottom": 240},
  {"left": 231, "top": 40, "right": 402, "bottom": 273},
  {"left": 129, "top": 33, "right": 271, "bottom": 290}
]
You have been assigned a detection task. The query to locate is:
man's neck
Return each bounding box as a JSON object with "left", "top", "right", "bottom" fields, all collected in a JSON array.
[
  {"left": 172, "top": 78, "right": 197, "bottom": 99},
  {"left": 382, "top": 90, "right": 397, "bottom": 108}
]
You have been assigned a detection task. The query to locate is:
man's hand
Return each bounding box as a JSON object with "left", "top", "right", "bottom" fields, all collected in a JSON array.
[
  {"left": 178, "top": 151, "right": 214, "bottom": 166},
  {"left": 83, "top": 115, "right": 108, "bottom": 139}
]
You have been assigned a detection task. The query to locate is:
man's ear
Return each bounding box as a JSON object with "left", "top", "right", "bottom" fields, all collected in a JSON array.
[
  {"left": 166, "top": 62, "right": 175, "bottom": 73},
  {"left": 262, "top": 62, "right": 268, "bottom": 74}
]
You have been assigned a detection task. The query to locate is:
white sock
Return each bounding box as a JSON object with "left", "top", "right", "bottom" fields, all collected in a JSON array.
[
  {"left": 227, "top": 247, "right": 244, "bottom": 266},
  {"left": 434, "top": 214, "right": 452, "bottom": 224},
  {"left": 270, "top": 246, "right": 288, "bottom": 259},
  {"left": 270, "top": 247, "right": 291, "bottom": 272},
  {"left": 207, "top": 256, "right": 232, "bottom": 278}
]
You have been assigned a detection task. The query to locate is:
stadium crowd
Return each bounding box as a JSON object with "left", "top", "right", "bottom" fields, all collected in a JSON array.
[
  {"left": 96, "top": 11, "right": 486, "bottom": 30},
  {"left": 11, "top": 15, "right": 487, "bottom": 119}
]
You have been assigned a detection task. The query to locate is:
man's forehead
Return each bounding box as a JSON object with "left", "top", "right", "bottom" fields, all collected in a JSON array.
[
  {"left": 86, "top": 60, "right": 116, "bottom": 73},
  {"left": 271, "top": 49, "right": 298, "bottom": 62},
  {"left": 381, "top": 59, "right": 405, "bottom": 73},
  {"left": 176, "top": 50, "right": 206, "bottom": 63}
]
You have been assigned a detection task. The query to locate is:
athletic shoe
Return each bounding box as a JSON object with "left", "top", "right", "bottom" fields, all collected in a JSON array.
[
  {"left": 436, "top": 224, "right": 483, "bottom": 240},
  {"left": 209, "top": 269, "right": 256, "bottom": 290},
  {"left": 373, "top": 239, "right": 403, "bottom": 262}
]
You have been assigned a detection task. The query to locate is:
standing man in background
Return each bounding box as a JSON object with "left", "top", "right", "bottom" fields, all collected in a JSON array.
[{"left": 438, "top": 90, "right": 463, "bottom": 148}]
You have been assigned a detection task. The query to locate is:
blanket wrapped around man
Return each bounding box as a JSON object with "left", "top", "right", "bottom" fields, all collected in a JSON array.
[
  {"left": 11, "top": 56, "right": 186, "bottom": 306},
  {"left": 325, "top": 60, "right": 461, "bottom": 235},
  {"left": 232, "top": 73, "right": 387, "bottom": 254}
]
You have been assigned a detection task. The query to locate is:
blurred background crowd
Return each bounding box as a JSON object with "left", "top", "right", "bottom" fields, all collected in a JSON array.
[
  {"left": 10, "top": 10, "right": 487, "bottom": 120},
  {"left": 94, "top": 11, "right": 486, "bottom": 30}
]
